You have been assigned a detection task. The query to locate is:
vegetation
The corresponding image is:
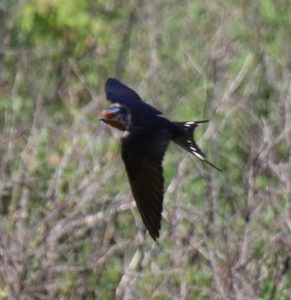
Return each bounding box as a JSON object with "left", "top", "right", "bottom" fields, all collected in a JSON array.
[{"left": 0, "top": 0, "right": 291, "bottom": 299}]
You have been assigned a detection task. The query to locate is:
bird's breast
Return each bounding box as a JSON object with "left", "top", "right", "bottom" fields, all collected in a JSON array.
[{"left": 103, "top": 119, "right": 126, "bottom": 131}]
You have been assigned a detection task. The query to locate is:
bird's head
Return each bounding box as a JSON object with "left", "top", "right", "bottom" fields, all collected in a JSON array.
[{"left": 99, "top": 103, "right": 128, "bottom": 131}]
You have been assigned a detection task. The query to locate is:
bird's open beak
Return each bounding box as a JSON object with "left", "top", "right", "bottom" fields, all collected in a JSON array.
[
  {"left": 98, "top": 109, "right": 125, "bottom": 131},
  {"left": 98, "top": 110, "right": 113, "bottom": 121}
]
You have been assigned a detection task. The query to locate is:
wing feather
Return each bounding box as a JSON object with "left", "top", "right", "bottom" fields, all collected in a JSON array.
[
  {"left": 105, "top": 78, "right": 162, "bottom": 115},
  {"left": 121, "top": 132, "right": 169, "bottom": 240}
]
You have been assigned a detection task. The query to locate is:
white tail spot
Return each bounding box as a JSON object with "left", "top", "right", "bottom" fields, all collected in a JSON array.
[
  {"left": 185, "top": 121, "right": 195, "bottom": 128},
  {"left": 193, "top": 152, "right": 205, "bottom": 160}
]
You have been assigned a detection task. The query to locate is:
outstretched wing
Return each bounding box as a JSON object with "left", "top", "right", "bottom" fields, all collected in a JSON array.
[
  {"left": 121, "top": 131, "right": 169, "bottom": 240},
  {"left": 105, "top": 78, "right": 162, "bottom": 115}
]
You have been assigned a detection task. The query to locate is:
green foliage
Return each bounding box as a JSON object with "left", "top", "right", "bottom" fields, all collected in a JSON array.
[{"left": 14, "top": 0, "right": 118, "bottom": 52}]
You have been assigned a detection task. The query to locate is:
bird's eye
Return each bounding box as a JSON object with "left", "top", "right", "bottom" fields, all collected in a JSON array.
[{"left": 110, "top": 108, "right": 120, "bottom": 116}]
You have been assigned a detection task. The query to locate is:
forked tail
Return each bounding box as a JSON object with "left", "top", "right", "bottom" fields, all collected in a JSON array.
[{"left": 172, "top": 120, "right": 221, "bottom": 171}]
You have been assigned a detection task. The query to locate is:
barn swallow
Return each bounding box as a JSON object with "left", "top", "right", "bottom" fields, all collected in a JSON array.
[{"left": 100, "top": 78, "right": 220, "bottom": 240}]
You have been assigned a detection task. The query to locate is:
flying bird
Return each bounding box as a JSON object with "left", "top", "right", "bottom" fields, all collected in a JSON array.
[{"left": 99, "top": 78, "right": 220, "bottom": 240}]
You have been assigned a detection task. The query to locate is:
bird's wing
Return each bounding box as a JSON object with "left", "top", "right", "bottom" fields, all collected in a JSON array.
[
  {"left": 105, "top": 78, "right": 162, "bottom": 115},
  {"left": 121, "top": 131, "right": 169, "bottom": 240}
]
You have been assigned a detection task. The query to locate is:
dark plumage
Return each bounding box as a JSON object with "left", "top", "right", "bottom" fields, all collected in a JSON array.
[{"left": 99, "top": 78, "right": 220, "bottom": 240}]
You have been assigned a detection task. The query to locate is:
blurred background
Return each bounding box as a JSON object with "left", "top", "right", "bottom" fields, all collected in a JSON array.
[{"left": 1, "top": 0, "right": 291, "bottom": 299}]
